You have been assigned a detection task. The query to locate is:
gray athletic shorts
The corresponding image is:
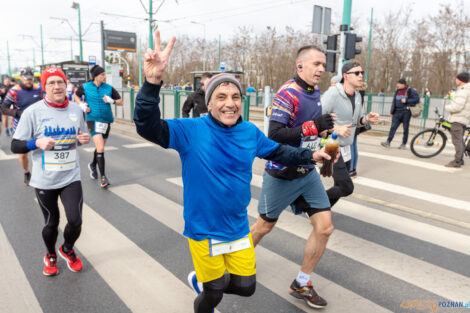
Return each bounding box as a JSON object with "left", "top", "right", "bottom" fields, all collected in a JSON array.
[{"left": 257, "top": 170, "right": 330, "bottom": 222}]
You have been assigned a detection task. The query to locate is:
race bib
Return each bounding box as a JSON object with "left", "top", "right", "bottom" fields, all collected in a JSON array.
[
  {"left": 341, "top": 145, "right": 351, "bottom": 162},
  {"left": 209, "top": 235, "right": 251, "bottom": 257},
  {"left": 95, "top": 122, "right": 108, "bottom": 134},
  {"left": 42, "top": 149, "right": 77, "bottom": 171},
  {"left": 301, "top": 136, "right": 322, "bottom": 152}
]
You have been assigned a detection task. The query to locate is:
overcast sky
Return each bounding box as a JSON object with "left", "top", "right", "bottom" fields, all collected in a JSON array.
[{"left": 1, "top": 0, "right": 467, "bottom": 73}]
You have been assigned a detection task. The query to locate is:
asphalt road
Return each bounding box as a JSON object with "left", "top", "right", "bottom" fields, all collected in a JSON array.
[{"left": 0, "top": 122, "right": 469, "bottom": 313}]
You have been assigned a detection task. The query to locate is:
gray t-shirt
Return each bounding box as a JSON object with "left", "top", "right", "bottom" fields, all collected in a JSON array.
[{"left": 13, "top": 100, "right": 87, "bottom": 190}]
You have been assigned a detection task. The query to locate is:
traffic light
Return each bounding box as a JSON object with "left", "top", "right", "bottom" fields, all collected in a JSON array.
[
  {"left": 119, "top": 69, "right": 123, "bottom": 77},
  {"left": 345, "top": 33, "right": 362, "bottom": 60},
  {"left": 323, "top": 35, "right": 338, "bottom": 73}
]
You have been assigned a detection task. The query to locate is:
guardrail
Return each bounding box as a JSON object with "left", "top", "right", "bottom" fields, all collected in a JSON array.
[{"left": 114, "top": 87, "right": 451, "bottom": 136}]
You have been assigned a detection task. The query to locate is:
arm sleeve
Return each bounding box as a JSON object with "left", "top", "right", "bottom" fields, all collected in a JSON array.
[
  {"left": 407, "top": 89, "right": 420, "bottom": 106},
  {"left": 134, "top": 80, "right": 170, "bottom": 148},
  {"left": 268, "top": 120, "right": 302, "bottom": 143},
  {"left": 181, "top": 94, "right": 194, "bottom": 118},
  {"left": 264, "top": 144, "right": 314, "bottom": 166},
  {"left": 75, "top": 85, "right": 84, "bottom": 97},
  {"left": 111, "top": 87, "right": 121, "bottom": 100},
  {"left": 11, "top": 139, "right": 33, "bottom": 154},
  {"left": 269, "top": 89, "right": 295, "bottom": 125}
]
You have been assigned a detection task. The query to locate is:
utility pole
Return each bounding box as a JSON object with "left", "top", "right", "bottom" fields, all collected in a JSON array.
[
  {"left": 138, "top": 37, "right": 142, "bottom": 85},
  {"left": 149, "top": 0, "right": 153, "bottom": 49},
  {"left": 40, "top": 24, "right": 45, "bottom": 65},
  {"left": 72, "top": 2, "right": 83, "bottom": 61},
  {"left": 33, "top": 48, "right": 36, "bottom": 69},
  {"left": 218, "top": 34, "right": 221, "bottom": 69},
  {"left": 365, "top": 8, "right": 373, "bottom": 83},
  {"left": 336, "top": 0, "right": 352, "bottom": 76},
  {"left": 70, "top": 36, "right": 73, "bottom": 60},
  {"left": 7, "top": 41, "right": 12, "bottom": 77},
  {"left": 101, "top": 20, "right": 106, "bottom": 67}
]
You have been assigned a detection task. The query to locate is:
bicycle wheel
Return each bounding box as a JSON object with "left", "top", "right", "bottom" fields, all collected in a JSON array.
[{"left": 410, "top": 129, "right": 447, "bottom": 158}]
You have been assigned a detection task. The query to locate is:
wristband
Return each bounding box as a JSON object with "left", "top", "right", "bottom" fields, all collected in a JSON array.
[{"left": 27, "top": 138, "right": 38, "bottom": 151}]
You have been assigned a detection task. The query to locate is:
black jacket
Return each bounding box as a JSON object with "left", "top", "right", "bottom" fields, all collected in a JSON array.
[
  {"left": 182, "top": 89, "right": 207, "bottom": 118},
  {"left": 390, "top": 87, "right": 420, "bottom": 115}
]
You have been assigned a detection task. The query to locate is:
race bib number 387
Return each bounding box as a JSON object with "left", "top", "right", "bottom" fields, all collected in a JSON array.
[{"left": 42, "top": 149, "right": 77, "bottom": 171}]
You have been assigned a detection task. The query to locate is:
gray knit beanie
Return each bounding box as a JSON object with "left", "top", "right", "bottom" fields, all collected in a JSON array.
[{"left": 205, "top": 73, "right": 242, "bottom": 105}]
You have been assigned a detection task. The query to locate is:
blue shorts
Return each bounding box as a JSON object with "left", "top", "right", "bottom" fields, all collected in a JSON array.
[{"left": 257, "top": 170, "right": 330, "bottom": 222}]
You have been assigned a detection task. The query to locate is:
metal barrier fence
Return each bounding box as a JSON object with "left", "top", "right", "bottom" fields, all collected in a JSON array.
[
  {"left": 114, "top": 88, "right": 251, "bottom": 122},
  {"left": 115, "top": 87, "right": 451, "bottom": 135}
]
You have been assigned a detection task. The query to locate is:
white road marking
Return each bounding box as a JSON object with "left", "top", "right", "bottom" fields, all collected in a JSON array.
[
  {"left": 83, "top": 146, "right": 118, "bottom": 152},
  {"left": 353, "top": 151, "right": 460, "bottom": 173},
  {"left": 113, "top": 183, "right": 391, "bottom": 313},
  {"left": 354, "top": 176, "right": 470, "bottom": 212},
  {"left": 57, "top": 201, "right": 200, "bottom": 312},
  {"left": 167, "top": 177, "right": 470, "bottom": 301},
  {"left": 0, "top": 149, "right": 17, "bottom": 160},
  {"left": 122, "top": 143, "right": 154, "bottom": 149},
  {"left": 0, "top": 223, "right": 42, "bottom": 313}
]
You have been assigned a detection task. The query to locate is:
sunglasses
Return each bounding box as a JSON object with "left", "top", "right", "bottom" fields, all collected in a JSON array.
[{"left": 346, "top": 71, "right": 364, "bottom": 76}]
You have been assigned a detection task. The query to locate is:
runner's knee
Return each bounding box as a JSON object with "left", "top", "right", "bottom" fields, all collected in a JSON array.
[
  {"left": 229, "top": 274, "right": 256, "bottom": 297},
  {"left": 256, "top": 216, "right": 276, "bottom": 234}
]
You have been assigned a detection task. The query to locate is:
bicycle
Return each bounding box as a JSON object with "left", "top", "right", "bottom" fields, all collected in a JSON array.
[{"left": 410, "top": 108, "right": 470, "bottom": 158}]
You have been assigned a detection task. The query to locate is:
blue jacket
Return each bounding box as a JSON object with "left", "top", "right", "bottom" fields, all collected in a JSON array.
[{"left": 391, "top": 87, "right": 420, "bottom": 114}]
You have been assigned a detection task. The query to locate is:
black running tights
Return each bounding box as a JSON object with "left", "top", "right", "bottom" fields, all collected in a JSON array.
[
  {"left": 326, "top": 155, "right": 354, "bottom": 207},
  {"left": 194, "top": 273, "right": 256, "bottom": 313},
  {"left": 35, "top": 181, "right": 83, "bottom": 255}
]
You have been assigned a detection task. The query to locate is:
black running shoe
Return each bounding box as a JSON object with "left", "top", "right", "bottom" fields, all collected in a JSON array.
[
  {"left": 289, "top": 279, "right": 327, "bottom": 309},
  {"left": 24, "top": 172, "right": 31, "bottom": 186},
  {"left": 88, "top": 163, "right": 98, "bottom": 180}
]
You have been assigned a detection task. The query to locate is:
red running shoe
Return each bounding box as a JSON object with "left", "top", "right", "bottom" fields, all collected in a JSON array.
[
  {"left": 59, "top": 245, "right": 83, "bottom": 272},
  {"left": 43, "top": 253, "right": 59, "bottom": 276}
]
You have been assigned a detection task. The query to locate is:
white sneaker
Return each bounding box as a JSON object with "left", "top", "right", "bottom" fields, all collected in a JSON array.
[{"left": 187, "top": 271, "right": 203, "bottom": 294}]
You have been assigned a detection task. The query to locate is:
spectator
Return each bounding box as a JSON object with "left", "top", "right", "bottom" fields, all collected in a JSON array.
[
  {"left": 424, "top": 87, "right": 431, "bottom": 99},
  {"left": 378, "top": 88, "right": 385, "bottom": 96},
  {"left": 380, "top": 78, "right": 420, "bottom": 149},
  {"left": 246, "top": 85, "right": 256, "bottom": 93},
  {"left": 444, "top": 72, "right": 470, "bottom": 168},
  {"left": 182, "top": 72, "right": 212, "bottom": 118},
  {"left": 184, "top": 81, "right": 193, "bottom": 91}
]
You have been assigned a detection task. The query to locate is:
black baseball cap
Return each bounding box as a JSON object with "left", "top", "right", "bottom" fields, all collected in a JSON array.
[
  {"left": 397, "top": 78, "right": 407, "bottom": 85},
  {"left": 20, "top": 67, "right": 34, "bottom": 80}
]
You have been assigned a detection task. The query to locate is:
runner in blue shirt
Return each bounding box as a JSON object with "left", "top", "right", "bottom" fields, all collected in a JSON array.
[
  {"left": 1, "top": 67, "right": 42, "bottom": 186},
  {"left": 134, "top": 31, "right": 335, "bottom": 313}
]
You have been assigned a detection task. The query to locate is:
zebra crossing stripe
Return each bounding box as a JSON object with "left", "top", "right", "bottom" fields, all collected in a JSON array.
[
  {"left": 57, "top": 201, "right": 198, "bottom": 312},
  {"left": 83, "top": 146, "right": 118, "bottom": 152},
  {"left": 167, "top": 176, "right": 470, "bottom": 301},
  {"left": 0, "top": 223, "right": 42, "bottom": 312},
  {"left": 122, "top": 143, "right": 154, "bottom": 149},
  {"left": 114, "top": 183, "right": 393, "bottom": 312}
]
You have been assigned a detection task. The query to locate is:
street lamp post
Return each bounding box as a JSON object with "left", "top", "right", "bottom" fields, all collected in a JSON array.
[
  {"left": 71, "top": 2, "right": 83, "bottom": 61},
  {"left": 190, "top": 21, "right": 206, "bottom": 71}
]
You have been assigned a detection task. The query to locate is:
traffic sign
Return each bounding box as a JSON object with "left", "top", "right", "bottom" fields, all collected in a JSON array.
[
  {"left": 219, "top": 61, "right": 226, "bottom": 71},
  {"left": 88, "top": 56, "right": 97, "bottom": 66}
]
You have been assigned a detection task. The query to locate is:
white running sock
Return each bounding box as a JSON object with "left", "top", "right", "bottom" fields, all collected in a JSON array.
[{"left": 296, "top": 270, "right": 311, "bottom": 287}]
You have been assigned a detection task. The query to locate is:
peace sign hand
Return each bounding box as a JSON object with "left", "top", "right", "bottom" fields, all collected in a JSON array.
[{"left": 144, "top": 30, "right": 176, "bottom": 85}]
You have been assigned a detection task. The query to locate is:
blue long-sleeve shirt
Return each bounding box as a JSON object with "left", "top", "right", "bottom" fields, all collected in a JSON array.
[
  {"left": 391, "top": 87, "right": 420, "bottom": 114},
  {"left": 134, "top": 80, "right": 314, "bottom": 241}
]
